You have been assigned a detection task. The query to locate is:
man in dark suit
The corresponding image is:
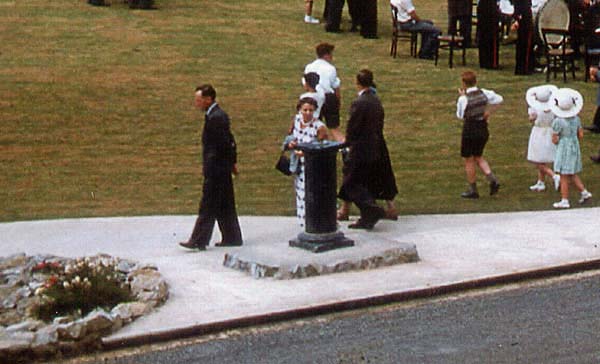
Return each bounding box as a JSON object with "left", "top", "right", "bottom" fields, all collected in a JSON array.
[
  {"left": 338, "top": 69, "right": 396, "bottom": 230},
  {"left": 179, "top": 84, "right": 243, "bottom": 251}
]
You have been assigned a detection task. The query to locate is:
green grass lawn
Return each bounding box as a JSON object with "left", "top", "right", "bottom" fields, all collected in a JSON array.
[{"left": 1, "top": 0, "right": 599, "bottom": 222}]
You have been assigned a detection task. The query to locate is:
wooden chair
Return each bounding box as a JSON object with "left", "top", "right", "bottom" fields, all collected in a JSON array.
[
  {"left": 435, "top": 34, "right": 466, "bottom": 68},
  {"left": 541, "top": 27, "right": 576, "bottom": 82},
  {"left": 390, "top": 4, "right": 418, "bottom": 58}
]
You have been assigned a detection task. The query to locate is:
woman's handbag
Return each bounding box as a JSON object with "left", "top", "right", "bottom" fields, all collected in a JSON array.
[{"left": 275, "top": 152, "right": 292, "bottom": 176}]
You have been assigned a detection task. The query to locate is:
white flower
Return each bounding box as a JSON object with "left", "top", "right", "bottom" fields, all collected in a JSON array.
[{"left": 63, "top": 281, "right": 71, "bottom": 289}]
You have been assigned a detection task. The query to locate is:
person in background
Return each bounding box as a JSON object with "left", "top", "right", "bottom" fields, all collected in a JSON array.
[
  {"left": 586, "top": 61, "right": 600, "bottom": 135},
  {"left": 550, "top": 88, "right": 592, "bottom": 208},
  {"left": 300, "top": 72, "right": 325, "bottom": 120},
  {"left": 456, "top": 71, "right": 503, "bottom": 199},
  {"left": 511, "top": 0, "right": 535, "bottom": 75},
  {"left": 304, "top": 43, "right": 343, "bottom": 141},
  {"left": 390, "top": 0, "right": 441, "bottom": 60}
]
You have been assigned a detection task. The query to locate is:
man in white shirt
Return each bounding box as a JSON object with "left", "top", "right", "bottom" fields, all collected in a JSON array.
[
  {"left": 390, "top": 0, "right": 441, "bottom": 59},
  {"left": 304, "top": 42, "right": 342, "bottom": 140}
]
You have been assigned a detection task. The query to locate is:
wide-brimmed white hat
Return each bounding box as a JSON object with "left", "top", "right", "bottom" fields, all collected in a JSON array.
[
  {"left": 550, "top": 88, "right": 584, "bottom": 118},
  {"left": 526, "top": 84, "right": 558, "bottom": 110}
]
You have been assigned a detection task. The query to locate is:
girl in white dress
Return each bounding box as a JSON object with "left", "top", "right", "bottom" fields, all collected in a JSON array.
[
  {"left": 525, "top": 85, "right": 561, "bottom": 192},
  {"left": 287, "top": 97, "right": 328, "bottom": 226}
]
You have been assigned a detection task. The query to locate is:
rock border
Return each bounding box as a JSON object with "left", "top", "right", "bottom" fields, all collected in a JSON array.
[
  {"left": 0, "top": 253, "right": 169, "bottom": 363},
  {"left": 223, "top": 244, "right": 420, "bottom": 279}
]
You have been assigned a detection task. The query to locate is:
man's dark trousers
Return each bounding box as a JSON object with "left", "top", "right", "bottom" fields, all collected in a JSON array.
[
  {"left": 189, "top": 173, "right": 242, "bottom": 246},
  {"left": 325, "top": 0, "right": 345, "bottom": 32}
]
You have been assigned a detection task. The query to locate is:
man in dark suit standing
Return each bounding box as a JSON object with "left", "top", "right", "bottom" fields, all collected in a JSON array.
[
  {"left": 338, "top": 69, "right": 396, "bottom": 230},
  {"left": 179, "top": 84, "right": 243, "bottom": 250}
]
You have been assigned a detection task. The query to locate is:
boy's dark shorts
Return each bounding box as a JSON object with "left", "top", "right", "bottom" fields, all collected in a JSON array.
[
  {"left": 321, "top": 92, "right": 340, "bottom": 129},
  {"left": 461, "top": 127, "right": 489, "bottom": 158}
]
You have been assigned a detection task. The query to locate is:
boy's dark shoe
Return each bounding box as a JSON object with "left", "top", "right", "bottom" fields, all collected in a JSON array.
[
  {"left": 490, "top": 181, "right": 500, "bottom": 195},
  {"left": 461, "top": 191, "right": 479, "bottom": 199}
]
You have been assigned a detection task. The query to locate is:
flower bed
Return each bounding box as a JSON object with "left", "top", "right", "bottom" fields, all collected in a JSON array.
[{"left": 0, "top": 253, "right": 169, "bottom": 363}]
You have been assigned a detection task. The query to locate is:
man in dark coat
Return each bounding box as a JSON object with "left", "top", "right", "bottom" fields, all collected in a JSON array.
[
  {"left": 179, "top": 84, "right": 243, "bottom": 250},
  {"left": 338, "top": 70, "right": 397, "bottom": 230},
  {"left": 512, "top": 0, "right": 535, "bottom": 75},
  {"left": 448, "top": 0, "right": 472, "bottom": 47}
]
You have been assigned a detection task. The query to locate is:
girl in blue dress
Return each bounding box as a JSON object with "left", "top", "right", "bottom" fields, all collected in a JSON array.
[{"left": 550, "top": 88, "right": 593, "bottom": 209}]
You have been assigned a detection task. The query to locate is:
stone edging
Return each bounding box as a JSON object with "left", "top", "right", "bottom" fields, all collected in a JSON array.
[
  {"left": 223, "top": 244, "right": 420, "bottom": 279},
  {"left": 0, "top": 253, "right": 169, "bottom": 363}
]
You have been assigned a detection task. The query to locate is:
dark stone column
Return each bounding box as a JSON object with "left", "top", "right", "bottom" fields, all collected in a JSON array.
[{"left": 289, "top": 141, "right": 354, "bottom": 253}]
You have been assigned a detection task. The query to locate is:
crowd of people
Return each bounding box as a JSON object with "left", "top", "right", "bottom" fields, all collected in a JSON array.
[{"left": 175, "top": 0, "right": 600, "bottom": 250}]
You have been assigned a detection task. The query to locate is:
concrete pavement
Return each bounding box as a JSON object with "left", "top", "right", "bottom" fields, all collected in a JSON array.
[{"left": 1, "top": 208, "right": 600, "bottom": 349}]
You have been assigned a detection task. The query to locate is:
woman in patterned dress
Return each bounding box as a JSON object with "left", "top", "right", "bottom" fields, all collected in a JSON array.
[
  {"left": 550, "top": 88, "right": 592, "bottom": 209},
  {"left": 287, "top": 97, "right": 329, "bottom": 226}
]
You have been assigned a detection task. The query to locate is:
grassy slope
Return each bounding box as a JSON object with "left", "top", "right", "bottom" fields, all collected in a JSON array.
[{"left": 0, "top": 0, "right": 598, "bottom": 221}]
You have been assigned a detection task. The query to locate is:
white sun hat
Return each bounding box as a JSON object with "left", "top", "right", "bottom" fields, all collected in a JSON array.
[
  {"left": 550, "top": 88, "right": 584, "bottom": 118},
  {"left": 526, "top": 84, "right": 558, "bottom": 110}
]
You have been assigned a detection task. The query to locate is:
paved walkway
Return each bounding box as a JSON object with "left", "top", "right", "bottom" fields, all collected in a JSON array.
[{"left": 2, "top": 208, "right": 600, "bottom": 348}]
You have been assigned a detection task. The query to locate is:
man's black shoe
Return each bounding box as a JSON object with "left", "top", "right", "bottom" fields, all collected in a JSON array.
[
  {"left": 215, "top": 241, "right": 243, "bottom": 247},
  {"left": 179, "top": 241, "right": 206, "bottom": 251},
  {"left": 461, "top": 191, "right": 479, "bottom": 199},
  {"left": 591, "top": 155, "right": 600, "bottom": 163},
  {"left": 348, "top": 219, "right": 376, "bottom": 230},
  {"left": 490, "top": 181, "right": 500, "bottom": 196}
]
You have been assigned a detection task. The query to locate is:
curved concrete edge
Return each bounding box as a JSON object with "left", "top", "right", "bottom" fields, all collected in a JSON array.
[{"left": 101, "top": 257, "right": 600, "bottom": 350}]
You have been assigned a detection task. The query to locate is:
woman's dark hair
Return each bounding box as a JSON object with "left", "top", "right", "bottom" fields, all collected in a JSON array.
[
  {"left": 296, "top": 96, "right": 318, "bottom": 111},
  {"left": 195, "top": 84, "right": 216, "bottom": 99},
  {"left": 356, "top": 69, "right": 376, "bottom": 89},
  {"left": 303, "top": 72, "right": 320, "bottom": 90}
]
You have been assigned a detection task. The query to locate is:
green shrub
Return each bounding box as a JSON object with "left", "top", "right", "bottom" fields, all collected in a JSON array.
[{"left": 32, "top": 259, "right": 133, "bottom": 322}]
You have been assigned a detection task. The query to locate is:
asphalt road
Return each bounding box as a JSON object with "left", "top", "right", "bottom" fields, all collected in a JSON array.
[{"left": 60, "top": 271, "right": 600, "bottom": 364}]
